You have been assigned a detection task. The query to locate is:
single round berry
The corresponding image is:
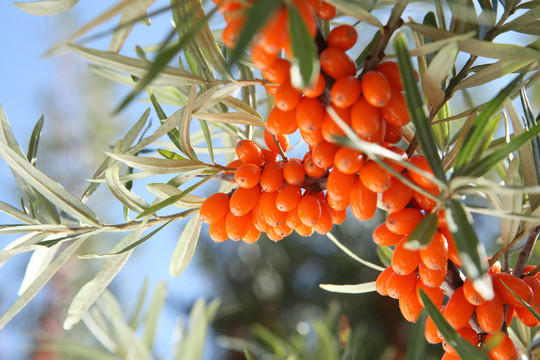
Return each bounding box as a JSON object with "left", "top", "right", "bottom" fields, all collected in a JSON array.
[
  {"left": 236, "top": 139, "right": 264, "bottom": 166},
  {"left": 327, "top": 24, "right": 357, "bottom": 50},
  {"left": 235, "top": 163, "right": 261, "bottom": 188},
  {"left": 297, "top": 194, "right": 322, "bottom": 226},
  {"left": 267, "top": 107, "right": 298, "bottom": 135},
  {"left": 229, "top": 185, "right": 261, "bottom": 216},
  {"left": 283, "top": 159, "right": 306, "bottom": 185},
  {"left": 260, "top": 161, "right": 284, "bottom": 192},
  {"left": 296, "top": 97, "right": 325, "bottom": 133},
  {"left": 262, "top": 58, "right": 291, "bottom": 84},
  {"left": 200, "top": 193, "right": 230, "bottom": 224},
  {"left": 331, "top": 76, "right": 361, "bottom": 108},
  {"left": 320, "top": 47, "right": 356, "bottom": 79},
  {"left": 361, "top": 71, "right": 392, "bottom": 107}
]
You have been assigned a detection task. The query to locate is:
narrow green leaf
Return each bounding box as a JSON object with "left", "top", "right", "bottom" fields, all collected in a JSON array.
[
  {"left": 394, "top": 33, "right": 447, "bottom": 183},
  {"left": 500, "top": 158, "right": 522, "bottom": 246},
  {"left": 108, "top": 0, "right": 155, "bottom": 53},
  {"left": 146, "top": 183, "right": 204, "bottom": 209},
  {"left": 404, "top": 213, "right": 439, "bottom": 250},
  {"left": 323, "top": 0, "right": 383, "bottom": 29},
  {"left": 422, "top": 42, "right": 458, "bottom": 108},
  {"left": 37, "top": 340, "right": 119, "bottom": 360},
  {"left": 288, "top": 3, "right": 319, "bottom": 89},
  {"left": 179, "top": 86, "right": 198, "bottom": 160},
  {"left": 193, "top": 112, "right": 266, "bottom": 127},
  {"left": 198, "top": 119, "right": 215, "bottom": 164},
  {"left": 0, "top": 201, "right": 39, "bottom": 224},
  {"left": 444, "top": 199, "right": 487, "bottom": 280},
  {"left": 128, "top": 277, "right": 149, "bottom": 329},
  {"left": 326, "top": 232, "right": 385, "bottom": 271},
  {"left": 454, "top": 59, "right": 533, "bottom": 91},
  {"left": 142, "top": 280, "right": 167, "bottom": 348},
  {"left": 405, "top": 312, "right": 427, "bottom": 360},
  {"left": 14, "top": 0, "right": 79, "bottom": 16},
  {"left": 169, "top": 214, "right": 202, "bottom": 277},
  {"left": 319, "top": 282, "right": 376, "bottom": 294},
  {"left": 105, "top": 161, "right": 149, "bottom": 213},
  {"left": 26, "top": 115, "right": 44, "bottom": 165},
  {"left": 177, "top": 299, "right": 218, "bottom": 360},
  {"left": 501, "top": 280, "right": 540, "bottom": 322},
  {"left": 106, "top": 152, "right": 209, "bottom": 174},
  {"left": 377, "top": 245, "right": 393, "bottom": 268},
  {"left": 419, "top": 289, "right": 489, "bottom": 359},
  {"left": 149, "top": 91, "right": 183, "bottom": 151}
]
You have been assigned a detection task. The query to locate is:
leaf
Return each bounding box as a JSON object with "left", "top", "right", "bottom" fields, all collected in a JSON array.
[
  {"left": 289, "top": 2, "right": 319, "bottom": 89},
  {"left": 377, "top": 245, "right": 393, "bottom": 268},
  {"left": 141, "top": 280, "right": 167, "bottom": 349},
  {"left": 127, "top": 278, "right": 149, "bottom": 329},
  {"left": 63, "top": 223, "right": 146, "bottom": 330},
  {"left": 326, "top": 232, "right": 385, "bottom": 271},
  {"left": 106, "top": 152, "right": 209, "bottom": 174},
  {"left": 193, "top": 112, "right": 266, "bottom": 127},
  {"left": 177, "top": 298, "right": 220, "bottom": 360},
  {"left": 501, "top": 158, "right": 522, "bottom": 245},
  {"left": 26, "top": 115, "right": 44, "bottom": 165},
  {"left": 323, "top": 0, "right": 383, "bottom": 29},
  {"left": 405, "top": 312, "right": 427, "bottom": 360},
  {"left": 0, "top": 201, "right": 39, "bottom": 224},
  {"left": 146, "top": 183, "right": 204, "bottom": 209},
  {"left": 454, "top": 59, "right": 533, "bottom": 91},
  {"left": 14, "top": 0, "right": 79, "bottom": 16},
  {"left": 422, "top": 42, "right": 458, "bottom": 108},
  {"left": 18, "top": 243, "right": 61, "bottom": 295},
  {"left": 0, "top": 141, "right": 99, "bottom": 225},
  {"left": 319, "top": 282, "right": 376, "bottom": 294},
  {"left": 404, "top": 213, "right": 439, "bottom": 250},
  {"left": 394, "top": 33, "right": 447, "bottom": 184},
  {"left": 169, "top": 214, "right": 202, "bottom": 276},
  {"left": 179, "top": 86, "right": 197, "bottom": 159},
  {"left": 0, "top": 236, "right": 86, "bottom": 330},
  {"left": 501, "top": 280, "right": 540, "bottom": 322},
  {"left": 105, "top": 160, "right": 149, "bottom": 213},
  {"left": 243, "top": 348, "right": 257, "bottom": 360},
  {"left": 419, "top": 289, "right": 489, "bottom": 360},
  {"left": 108, "top": 0, "right": 155, "bottom": 53}
]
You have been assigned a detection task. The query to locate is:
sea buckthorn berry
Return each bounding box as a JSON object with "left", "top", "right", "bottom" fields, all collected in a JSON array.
[
  {"left": 215, "top": 0, "right": 242, "bottom": 14},
  {"left": 399, "top": 288, "right": 423, "bottom": 323},
  {"left": 381, "top": 177, "right": 414, "bottom": 214},
  {"left": 419, "top": 231, "right": 448, "bottom": 271},
  {"left": 321, "top": 104, "right": 351, "bottom": 142},
  {"left": 264, "top": 129, "right": 289, "bottom": 155},
  {"left": 317, "top": 1, "right": 336, "bottom": 20},
  {"left": 292, "top": 0, "right": 317, "bottom": 37},
  {"left": 376, "top": 266, "right": 394, "bottom": 296},
  {"left": 358, "top": 161, "right": 391, "bottom": 193},
  {"left": 412, "top": 185, "right": 440, "bottom": 212},
  {"left": 326, "top": 169, "right": 356, "bottom": 200},
  {"left": 416, "top": 281, "right": 444, "bottom": 308},
  {"left": 463, "top": 276, "right": 489, "bottom": 306},
  {"left": 296, "top": 97, "right": 325, "bottom": 133},
  {"left": 302, "top": 73, "right": 326, "bottom": 98},
  {"left": 334, "top": 147, "right": 364, "bottom": 174},
  {"left": 266, "top": 107, "right": 298, "bottom": 135},
  {"left": 236, "top": 139, "right": 264, "bottom": 166},
  {"left": 261, "top": 149, "right": 279, "bottom": 166},
  {"left": 515, "top": 276, "right": 540, "bottom": 327},
  {"left": 295, "top": 221, "right": 314, "bottom": 237},
  {"left": 235, "top": 163, "right": 261, "bottom": 189},
  {"left": 312, "top": 141, "right": 339, "bottom": 169},
  {"left": 329, "top": 206, "right": 347, "bottom": 224},
  {"left": 200, "top": 193, "right": 230, "bottom": 224},
  {"left": 376, "top": 61, "right": 404, "bottom": 91},
  {"left": 266, "top": 227, "right": 284, "bottom": 242},
  {"left": 254, "top": 8, "right": 287, "bottom": 55},
  {"left": 349, "top": 178, "right": 377, "bottom": 221},
  {"left": 225, "top": 159, "right": 243, "bottom": 174},
  {"left": 303, "top": 155, "right": 327, "bottom": 178},
  {"left": 276, "top": 185, "right": 302, "bottom": 212},
  {"left": 442, "top": 328, "right": 478, "bottom": 355},
  {"left": 425, "top": 315, "right": 442, "bottom": 344},
  {"left": 283, "top": 159, "right": 305, "bottom": 185},
  {"left": 274, "top": 80, "right": 302, "bottom": 111},
  {"left": 259, "top": 191, "right": 286, "bottom": 227},
  {"left": 383, "top": 122, "right": 403, "bottom": 144},
  {"left": 262, "top": 58, "right": 291, "bottom": 84},
  {"left": 392, "top": 237, "right": 421, "bottom": 275},
  {"left": 444, "top": 286, "right": 475, "bottom": 329},
  {"left": 384, "top": 146, "right": 408, "bottom": 174},
  {"left": 274, "top": 221, "right": 293, "bottom": 238},
  {"left": 243, "top": 222, "right": 261, "bottom": 244},
  {"left": 230, "top": 185, "right": 261, "bottom": 216},
  {"left": 476, "top": 292, "right": 504, "bottom": 333},
  {"left": 297, "top": 194, "right": 322, "bottom": 227},
  {"left": 351, "top": 96, "right": 383, "bottom": 143},
  {"left": 265, "top": 84, "right": 278, "bottom": 95},
  {"left": 251, "top": 201, "right": 268, "bottom": 232},
  {"left": 299, "top": 126, "right": 323, "bottom": 147},
  {"left": 320, "top": 47, "right": 356, "bottom": 79},
  {"left": 327, "top": 24, "right": 357, "bottom": 50},
  {"left": 386, "top": 271, "right": 417, "bottom": 299},
  {"left": 361, "top": 71, "right": 391, "bottom": 107},
  {"left": 492, "top": 272, "right": 533, "bottom": 307},
  {"left": 285, "top": 207, "right": 300, "bottom": 229},
  {"left": 419, "top": 261, "right": 447, "bottom": 288},
  {"left": 226, "top": 210, "right": 251, "bottom": 241},
  {"left": 308, "top": 0, "right": 321, "bottom": 10},
  {"left": 372, "top": 223, "right": 403, "bottom": 246},
  {"left": 209, "top": 215, "right": 228, "bottom": 242},
  {"left": 409, "top": 155, "right": 436, "bottom": 188},
  {"left": 260, "top": 161, "right": 284, "bottom": 192},
  {"left": 487, "top": 260, "right": 502, "bottom": 276},
  {"left": 331, "top": 76, "right": 361, "bottom": 108},
  {"left": 250, "top": 42, "right": 277, "bottom": 70},
  {"left": 386, "top": 208, "right": 424, "bottom": 235},
  {"left": 327, "top": 191, "right": 350, "bottom": 211},
  {"left": 222, "top": 17, "right": 245, "bottom": 49},
  {"left": 485, "top": 332, "right": 519, "bottom": 360},
  {"left": 314, "top": 202, "right": 333, "bottom": 234},
  {"left": 380, "top": 89, "right": 411, "bottom": 126}
]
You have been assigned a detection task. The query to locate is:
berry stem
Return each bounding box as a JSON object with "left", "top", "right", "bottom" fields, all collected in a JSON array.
[{"left": 513, "top": 226, "right": 540, "bottom": 277}]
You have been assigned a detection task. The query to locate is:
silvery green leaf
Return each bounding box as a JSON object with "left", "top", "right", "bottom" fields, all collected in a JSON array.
[
  {"left": 319, "top": 282, "right": 376, "bottom": 294},
  {"left": 14, "top": 0, "right": 78, "bottom": 16},
  {"left": 146, "top": 183, "right": 204, "bottom": 209},
  {"left": 106, "top": 152, "right": 209, "bottom": 174},
  {"left": 501, "top": 158, "right": 522, "bottom": 245},
  {"left": 422, "top": 42, "right": 458, "bottom": 108},
  {"left": 169, "top": 214, "right": 202, "bottom": 277},
  {"left": 18, "top": 243, "right": 61, "bottom": 295}
]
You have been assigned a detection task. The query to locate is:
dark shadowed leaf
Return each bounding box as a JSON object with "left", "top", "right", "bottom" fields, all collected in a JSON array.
[
  {"left": 289, "top": 2, "right": 319, "bottom": 89},
  {"left": 405, "top": 311, "right": 427, "bottom": 360}
]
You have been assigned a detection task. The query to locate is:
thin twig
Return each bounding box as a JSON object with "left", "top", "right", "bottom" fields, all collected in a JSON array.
[{"left": 513, "top": 226, "right": 540, "bottom": 276}]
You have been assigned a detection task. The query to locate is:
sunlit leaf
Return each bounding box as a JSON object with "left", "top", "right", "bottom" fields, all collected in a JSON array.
[
  {"left": 106, "top": 152, "right": 209, "bottom": 174},
  {"left": 422, "top": 42, "right": 458, "bottom": 108},
  {"left": 0, "top": 201, "right": 39, "bottom": 224},
  {"left": 319, "top": 282, "right": 376, "bottom": 294},
  {"left": 326, "top": 232, "right": 385, "bottom": 271},
  {"left": 169, "top": 214, "right": 202, "bottom": 277},
  {"left": 18, "top": 243, "right": 61, "bottom": 296},
  {"left": 289, "top": 2, "right": 319, "bottom": 89},
  {"left": 454, "top": 59, "right": 533, "bottom": 91},
  {"left": 26, "top": 115, "right": 44, "bottom": 165},
  {"left": 142, "top": 280, "right": 167, "bottom": 348},
  {"left": 193, "top": 112, "right": 266, "bottom": 127},
  {"left": 146, "top": 183, "right": 204, "bottom": 209},
  {"left": 105, "top": 161, "right": 149, "bottom": 213},
  {"left": 14, "top": 0, "right": 79, "bottom": 16}
]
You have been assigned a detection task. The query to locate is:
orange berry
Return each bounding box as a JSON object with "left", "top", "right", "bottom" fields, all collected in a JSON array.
[
  {"left": 381, "top": 177, "right": 414, "bottom": 214},
  {"left": 295, "top": 221, "right": 314, "bottom": 237},
  {"left": 329, "top": 206, "right": 347, "bottom": 224},
  {"left": 200, "top": 193, "right": 230, "bottom": 224},
  {"left": 274, "top": 80, "right": 302, "bottom": 111},
  {"left": 392, "top": 236, "right": 421, "bottom": 275},
  {"left": 376, "top": 266, "right": 394, "bottom": 296},
  {"left": 384, "top": 146, "right": 408, "bottom": 174},
  {"left": 316, "top": 1, "right": 336, "bottom": 20},
  {"left": 361, "top": 71, "right": 391, "bottom": 107},
  {"left": 251, "top": 201, "right": 268, "bottom": 232},
  {"left": 296, "top": 97, "right": 325, "bottom": 133},
  {"left": 514, "top": 276, "right": 540, "bottom": 327},
  {"left": 299, "top": 126, "right": 324, "bottom": 147},
  {"left": 261, "top": 148, "right": 279, "bottom": 166},
  {"left": 358, "top": 161, "right": 391, "bottom": 193},
  {"left": 226, "top": 210, "right": 251, "bottom": 241},
  {"left": 321, "top": 103, "right": 351, "bottom": 143},
  {"left": 409, "top": 155, "right": 436, "bottom": 188},
  {"left": 276, "top": 185, "right": 302, "bottom": 212},
  {"left": 236, "top": 139, "right": 264, "bottom": 166},
  {"left": 254, "top": 8, "right": 287, "bottom": 55},
  {"left": 386, "top": 208, "right": 424, "bottom": 235},
  {"left": 314, "top": 201, "right": 333, "bottom": 234},
  {"left": 425, "top": 314, "right": 442, "bottom": 344},
  {"left": 303, "top": 154, "right": 327, "bottom": 178},
  {"left": 242, "top": 221, "right": 261, "bottom": 244},
  {"left": 320, "top": 47, "right": 356, "bottom": 79},
  {"left": 419, "top": 231, "right": 448, "bottom": 271},
  {"left": 302, "top": 73, "right": 325, "bottom": 98},
  {"left": 334, "top": 147, "right": 364, "bottom": 174},
  {"left": 209, "top": 215, "right": 228, "bottom": 242},
  {"left": 463, "top": 276, "right": 489, "bottom": 306},
  {"left": 285, "top": 207, "right": 301, "bottom": 229},
  {"left": 485, "top": 332, "right": 519, "bottom": 360},
  {"left": 307, "top": 0, "right": 321, "bottom": 10},
  {"left": 372, "top": 223, "right": 403, "bottom": 246},
  {"left": 230, "top": 185, "right": 261, "bottom": 216},
  {"left": 264, "top": 129, "right": 289, "bottom": 154},
  {"left": 351, "top": 96, "right": 383, "bottom": 143},
  {"left": 274, "top": 221, "right": 293, "bottom": 238},
  {"left": 386, "top": 271, "right": 417, "bottom": 299},
  {"left": 476, "top": 292, "right": 504, "bottom": 333},
  {"left": 326, "top": 190, "right": 350, "bottom": 211},
  {"left": 312, "top": 141, "right": 339, "bottom": 169},
  {"left": 265, "top": 84, "right": 278, "bottom": 95},
  {"left": 416, "top": 281, "right": 444, "bottom": 308},
  {"left": 283, "top": 159, "right": 305, "bottom": 185},
  {"left": 266, "top": 227, "right": 284, "bottom": 242},
  {"left": 266, "top": 107, "right": 298, "bottom": 135},
  {"left": 260, "top": 161, "right": 284, "bottom": 192},
  {"left": 327, "top": 169, "right": 356, "bottom": 201},
  {"left": 297, "top": 194, "right": 322, "bottom": 226},
  {"left": 291, "top": 0, "right": 317, "bottom": 37},
  {"left": 412, "top": 185, "right": 440, "bottom": 212},
  {"left": 259, "top": 191, "right": 286, "bottom": 227},
  {"left": 487, "top": 260, "right": 502, "bottom": 276},
  {"left": 235, "top": 163, "right": 261, "bottom": 188},
  {"left": 444, "top": 286, "right": 475, "bottom": 329},
  {"left": 250, "top": 42, "right": 277, "bottom": 70},
  {"left": 262, "top": 58, "right": 291, "bottom": 84},
  {"left": 331, "top": 76, "right": 361, "bottom": 108},
  {"left": 225, "top": 159, "right": 243, "bottom": 174},
  {"left": 222, "top": 17, "right": 245, "bottom": 49},
  {"left": 380, "top": 89, "right": 411, "bottom": 126},
  {"left": 442, "top": 327, "right": 478, "bottom": 355},
  {"left": 399, "top": 287, "right": 423, "bottom": 323},
  {"left": 376, "top": 61, "right": 404, "bottom": 91},
  {"left": 327, "top": 24, "right": 357, "bottom": 51},
  {"left": 418, "top": 261, "right": 447, "bottom": 288},
  {"left": 440, "top": 229, "right": 462, "bottom": 267},
  {"left": 492, "top": 272, "right": 533, "bottom": 307},
  {"left": 349, "top": 178, "right": 377, "bottom": 220},
  {"left": 384, "top": 122, "right": 403, "bottom": 144}
]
